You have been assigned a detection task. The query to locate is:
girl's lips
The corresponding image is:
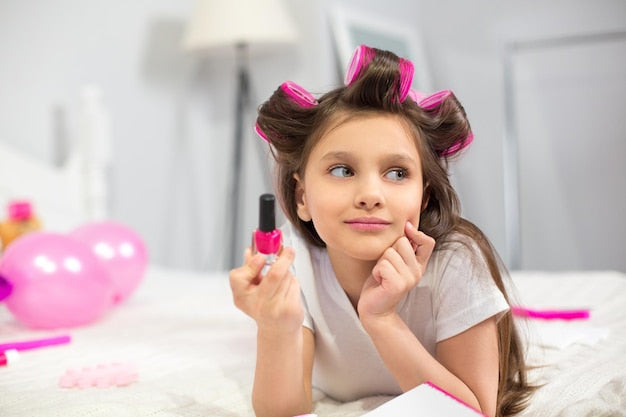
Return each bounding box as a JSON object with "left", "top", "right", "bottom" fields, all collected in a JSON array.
[{"left": 345, "top": 218, "right": 391, "bottom": 232}]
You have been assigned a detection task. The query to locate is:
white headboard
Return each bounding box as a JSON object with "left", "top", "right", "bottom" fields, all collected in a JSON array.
[{"left": 0, "top": 142, "right": 106, "bottom": 233}]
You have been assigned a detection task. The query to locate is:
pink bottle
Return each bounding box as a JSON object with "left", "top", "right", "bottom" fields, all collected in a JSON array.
[{"left": 252, "top": 194, "right": 282, "bottom": 267}]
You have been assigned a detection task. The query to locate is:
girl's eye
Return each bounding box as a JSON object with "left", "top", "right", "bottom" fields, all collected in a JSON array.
[
  {"left": 329, "top": 166, "right": 354, "bottom": 178},
  {"left": 385, "top": 168, "right": 408, "bottom": 181}
]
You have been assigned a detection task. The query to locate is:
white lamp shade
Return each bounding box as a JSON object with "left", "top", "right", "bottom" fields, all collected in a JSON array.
[{"left": 183, "top": 0, "right": 298, "bottom": 54}]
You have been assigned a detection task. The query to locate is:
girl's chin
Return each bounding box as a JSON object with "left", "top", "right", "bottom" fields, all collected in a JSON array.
[
  {"left": 346, "top": 246, "right": 390, "bottom": 262},
  {"left": 323, "top": 234, "right": 402, "bottom": 261}
]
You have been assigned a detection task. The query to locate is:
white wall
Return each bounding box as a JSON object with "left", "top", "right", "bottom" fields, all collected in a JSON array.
[
  {"left": 1, "top": 0, "right": 624, "bottom": 272},
  {"left": 415, "top": 0, "right": 626, "bottom": 271}
]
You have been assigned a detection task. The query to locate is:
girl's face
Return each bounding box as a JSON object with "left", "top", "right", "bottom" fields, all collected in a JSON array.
[{"left": 295, "top": 114, "right": 424, "bottom": 262}]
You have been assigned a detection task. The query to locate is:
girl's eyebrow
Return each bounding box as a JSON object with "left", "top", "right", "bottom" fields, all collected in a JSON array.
[
  {"left": 320, "top": 151, "right": 353, "bottom": 162},
  {"left": 380, "top": 153, "right": 418, "bottom": 166},
  {"left": 320, "top": 151, "right": 417, "bottom": 166}
]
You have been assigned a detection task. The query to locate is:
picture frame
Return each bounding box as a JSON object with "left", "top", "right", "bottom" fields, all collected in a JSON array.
[{"left": 330, "top": 5, "right": 432, "bottom": 92}]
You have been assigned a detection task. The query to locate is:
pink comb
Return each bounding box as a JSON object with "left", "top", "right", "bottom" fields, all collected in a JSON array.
[{"left": 59, "top": 363, "right": 138, "bottom": 389}]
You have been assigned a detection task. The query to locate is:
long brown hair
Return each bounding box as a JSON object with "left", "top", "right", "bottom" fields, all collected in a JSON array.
[{"left": 256, "top": 47, "right": 534, "bottom": 416}]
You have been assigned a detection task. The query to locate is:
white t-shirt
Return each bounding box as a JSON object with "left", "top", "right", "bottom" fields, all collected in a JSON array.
[{"left": 282, "top": 223, "right": 509, "bottom": 402}]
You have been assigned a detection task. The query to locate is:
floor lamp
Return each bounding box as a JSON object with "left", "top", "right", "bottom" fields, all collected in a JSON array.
[{"left": 183, "top": 0, "right": 297, "bottom": 269}]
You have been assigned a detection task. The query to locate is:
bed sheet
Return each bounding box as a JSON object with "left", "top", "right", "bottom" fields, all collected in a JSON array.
[
  {"left": 512, "top": 271, "right": 626, "bottom": 417},
  {"left": 0, "top": 268, "right": 624, "bottom": 417}
]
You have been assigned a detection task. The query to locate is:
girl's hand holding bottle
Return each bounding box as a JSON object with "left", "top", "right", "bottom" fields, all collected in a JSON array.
[
  {"left": 229, "top": 247, "right": 304, "bottom": 336},
  {"left": 358, "top": 221, "right": 435, "bottom": 325}
]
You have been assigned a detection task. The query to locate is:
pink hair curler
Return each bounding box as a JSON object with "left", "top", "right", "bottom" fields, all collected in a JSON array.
[
  {"left": 344, "top": 45, "right": 375, "bottom": 86},
  {"left": 397, "top": 58, "right": 414, "bottom": 102},
  {"left": 440, "top": 131, "right": 474, "bottom": 157},
  {"left": 254, "top": 122, "right": 269, "bottom": 143},
  {"left": 280, "top": 81, "right": 318, "bottom": 108},
  {"left": 418, "top": 90, "right": 452, "bottom": 110},
  {"left": 419, "top": 90, "right": 474, "bottom": 157},
  {"left": 345, "top": 45, "right": 414, "bottom": 102},
  {"left": 407, "top": 88, "right": 427, "bottom": 104},
  {"left": 409, "top": 89, "right": 474, "bottom": 157}
]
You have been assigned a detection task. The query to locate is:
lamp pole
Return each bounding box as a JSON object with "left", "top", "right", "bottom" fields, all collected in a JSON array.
[{"left": 228, "top": 43, "right": 250, "bottom": 269}]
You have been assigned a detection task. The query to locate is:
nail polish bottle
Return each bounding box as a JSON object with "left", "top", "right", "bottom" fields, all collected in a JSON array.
[{"left": 252, "top": 194, "right": 282, "bottom": 267}]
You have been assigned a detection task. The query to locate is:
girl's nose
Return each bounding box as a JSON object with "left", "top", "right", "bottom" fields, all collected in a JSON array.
[{"left": 355, "top": 176, "right": 384, "bottom": 209}]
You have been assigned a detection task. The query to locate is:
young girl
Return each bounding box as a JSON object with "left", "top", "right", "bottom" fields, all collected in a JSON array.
[{"left": 229, "top": 45, "right": 533, "bottom": 417}]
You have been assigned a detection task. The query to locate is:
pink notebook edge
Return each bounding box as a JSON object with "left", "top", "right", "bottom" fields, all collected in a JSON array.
[{"left": 424, "top": 381, "right": 487, "bottom": 416}]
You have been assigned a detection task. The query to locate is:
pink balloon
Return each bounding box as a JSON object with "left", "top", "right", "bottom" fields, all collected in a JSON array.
[
  {"left": 0, "top": 232, "right": 114, "bottom": 329},
  {"left": 71, "top": 221, "right": 148, "bottom": 305}
]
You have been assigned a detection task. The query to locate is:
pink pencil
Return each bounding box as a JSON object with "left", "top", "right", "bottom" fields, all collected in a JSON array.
[
  {"left": 0, "top": 334, "right": 71, "bottom": 352},
  {"left": 512, "top": 306, "right": 590, "bottom": 320}
]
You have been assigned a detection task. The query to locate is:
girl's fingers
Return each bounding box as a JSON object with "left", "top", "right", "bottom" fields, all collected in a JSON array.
[
  {"left": 405, "top": 221, "right": 435, "bottom": 267},
  {"left": 243, "top": 247, "right": 253, "bottom": 264},
  {"left": 392, "top": 235, "right": 417, "bottom": 265},
  {"left": 229, "top": 252, "right": 265, "bottom": 294},
  {"left": 258, "top": 246, "right": 296, "bottom": 298},
  {"left": 381, "top": 243, "right": 408, "bottom": 275}
]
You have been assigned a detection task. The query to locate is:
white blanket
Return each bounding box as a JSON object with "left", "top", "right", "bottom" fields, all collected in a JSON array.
[{"left": 0, "top": 268, "right": 624, "bottom": 416}]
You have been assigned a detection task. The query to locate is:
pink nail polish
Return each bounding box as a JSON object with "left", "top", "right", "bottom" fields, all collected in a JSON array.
[{"left": 252, "top": 194, "right": 282, "bottom": 268}]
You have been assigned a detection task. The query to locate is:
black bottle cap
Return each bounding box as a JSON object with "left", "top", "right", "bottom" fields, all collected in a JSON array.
[{"left": 258, "top": 193, "right": 276, "bottom": 232}]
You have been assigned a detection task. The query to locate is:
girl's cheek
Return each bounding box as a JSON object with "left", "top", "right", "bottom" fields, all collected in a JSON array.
[{"left": 409, "top": 214, "right": 421, "bottom": 229}]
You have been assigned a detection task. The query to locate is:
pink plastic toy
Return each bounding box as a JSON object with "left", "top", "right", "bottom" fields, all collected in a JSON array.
[
  {"left": 0, "top": 232, "right": 113, "bottom": 329},
  {"left": 59, "top": 362, "right": 138, "bottom": 388},
  {"left": 71, "top": 221, "right": 148, "bottom": 304},
  {"left": 7, "top": 201, "right": 34, "bottom": 221}
]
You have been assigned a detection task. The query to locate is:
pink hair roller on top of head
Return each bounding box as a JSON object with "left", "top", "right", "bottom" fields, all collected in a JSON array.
[
  {"left": 345, "top": 45, "right": 413, "bottom": 102},
  {"left": 280, "top": 81, "right": 318, "bottom": 108},
  {"left": 344, "top": 45, "right": 376, "bottom": 86},
  {"left": 396, "top": 58, "right": 414, "bottom": 102}
]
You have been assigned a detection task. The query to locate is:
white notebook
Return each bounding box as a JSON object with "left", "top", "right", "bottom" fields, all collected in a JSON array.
[{"left": 362, "top": 382, "right": 484, "bottom": 416}]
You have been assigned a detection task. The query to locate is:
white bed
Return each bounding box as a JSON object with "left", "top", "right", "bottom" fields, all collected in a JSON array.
[
  {"left": 0, "top": 268, "right": 625, "bottom": 416},
  {"left": 0, "top": 142, "right": 625, "bottom": 416}
]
